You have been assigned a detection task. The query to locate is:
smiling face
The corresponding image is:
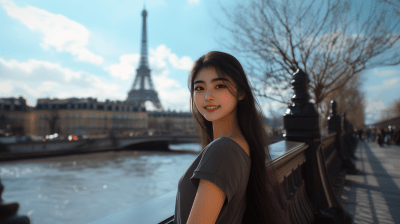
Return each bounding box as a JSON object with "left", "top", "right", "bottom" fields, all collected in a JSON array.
[{"left": 193, "top": 66, "right": 243, "bottom": 122}]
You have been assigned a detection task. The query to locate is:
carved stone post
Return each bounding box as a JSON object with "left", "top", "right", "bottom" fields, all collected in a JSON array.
[
  {"left": 0, "top": 178, "right": 30, "bottom": 223},
  {"left": 328, "top": 101, "right": 356, "bottom": 173},
  {"left": 342, "top": 113, "right": 356, "bottom": 158},
  {"left": 284, "top": 69, "right": 352, "bottom": 223}
]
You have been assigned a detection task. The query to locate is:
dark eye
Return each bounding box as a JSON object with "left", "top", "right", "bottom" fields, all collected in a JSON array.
[
  {"left": 216, "top": 85, "right": 226, "bottom": 89},
  {"left": 194, "top": 86, "right": 203, "bottom": 91}
]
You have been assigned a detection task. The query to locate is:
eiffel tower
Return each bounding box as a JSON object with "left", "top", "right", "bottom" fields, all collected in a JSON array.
[{"left": 126, "top": 6, "right": 164, "bottom": 111}]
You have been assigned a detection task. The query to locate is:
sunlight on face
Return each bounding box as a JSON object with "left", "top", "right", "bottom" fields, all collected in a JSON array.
[{"left": 193, "top": 67, "right": 241, "bottom": 122}]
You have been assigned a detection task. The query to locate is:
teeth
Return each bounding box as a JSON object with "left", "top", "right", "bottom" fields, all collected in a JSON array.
[{"left": 206, "top": 106, "right": 219, "bottom": 109}]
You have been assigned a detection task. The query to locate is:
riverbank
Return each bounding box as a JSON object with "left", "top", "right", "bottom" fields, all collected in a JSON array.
[{"left": 0, "top": 144, "right": 200, "bottom": 162}]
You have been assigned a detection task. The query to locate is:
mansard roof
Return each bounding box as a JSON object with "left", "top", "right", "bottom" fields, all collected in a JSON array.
[{"left": 35, "top": 97, "right": 145, "bottom": 112}]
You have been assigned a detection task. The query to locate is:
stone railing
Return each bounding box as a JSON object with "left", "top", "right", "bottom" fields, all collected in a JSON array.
[{"left": 1, "top": 69, "right": 357, "bottom": 223}]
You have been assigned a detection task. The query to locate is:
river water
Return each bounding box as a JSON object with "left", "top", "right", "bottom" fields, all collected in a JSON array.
[{"left": 0, "top": 143, "right": 202, "bottom": 224}]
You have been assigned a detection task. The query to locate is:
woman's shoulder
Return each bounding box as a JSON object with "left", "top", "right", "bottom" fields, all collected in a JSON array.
[
  {"left": 215, "top": 136, "right": 250, "bottom": 158},
  {"left": 230, "top": 137, "right": 250, "bottom": 157}
]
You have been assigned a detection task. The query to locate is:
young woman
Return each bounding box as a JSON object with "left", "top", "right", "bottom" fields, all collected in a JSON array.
[{"left": 173, "top": 51, "right": 286, "bottom": 224}]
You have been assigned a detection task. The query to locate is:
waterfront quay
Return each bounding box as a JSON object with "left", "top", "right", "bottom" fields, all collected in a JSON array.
[
  {"left": 341, "top": 140, "right": 400, "bottom": 224},
  {"left": 0, "top": 134, "right": 201, "bottom": 162}
]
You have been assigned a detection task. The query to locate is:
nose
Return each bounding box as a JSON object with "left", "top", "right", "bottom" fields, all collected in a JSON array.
[{"left": 204, "top": 89, "right": 214, "bottom": 101}]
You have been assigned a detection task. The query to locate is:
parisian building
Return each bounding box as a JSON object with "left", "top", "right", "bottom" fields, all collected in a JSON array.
[
  {"left": 0, "top": 97, "right": 34, "bottom": 136},
  {"left": 147, "top": 110, "right": 198, "bottom": 134},
  {"left": 34, "top": 97, "right": 148, "bottom": 137}
]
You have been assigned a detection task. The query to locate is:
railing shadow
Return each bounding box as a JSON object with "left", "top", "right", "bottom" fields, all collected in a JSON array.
[{"left": 342, "top": 140, "right": 400, "bottom": 223}]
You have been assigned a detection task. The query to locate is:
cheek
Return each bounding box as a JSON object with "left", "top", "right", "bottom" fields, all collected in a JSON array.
[{"left": 194, "top": 94, "right": 202, "bottom": 109}]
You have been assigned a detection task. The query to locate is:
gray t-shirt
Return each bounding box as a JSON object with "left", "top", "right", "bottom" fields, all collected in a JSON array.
[{"left": 173, "top": 137, "right": 251, "bottom": 224}]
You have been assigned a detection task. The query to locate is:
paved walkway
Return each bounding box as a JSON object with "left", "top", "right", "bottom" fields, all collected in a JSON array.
[{"left": 341, "top": 140, "right": 400, "bottom": 224}]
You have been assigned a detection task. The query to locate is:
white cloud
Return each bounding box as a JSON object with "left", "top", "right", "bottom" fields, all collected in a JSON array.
[
  {"left": 152, "top": 71, "right": 191, "bottom": 111},
  {"left": 149, "top": 45, "right": 193, "bottom": 71},
  {"left": 104, "top": 45, "right": 193, "bottom": 81},
  {"left": 188, "top": 0, "right": 200, "bottom": 5},
  {"left": 0, "top": 58, "right": 81, "bottom": 82},
  {"left": 0, "top": 57, "right": 126, "bottom": 106},
  {"left": 0, "top": 81, "right": 13, "bottom": 93},
  {"left": 1, "top": 0, "right": 103, "bottom": 65},
  {"left": 19, "top": 83, "right": 40, "bottom": 97},
  {"left": 168, "top": 54, "right": 193, "bottom": 70},
  {"left": 364, "top": 99, "right": 387, "bottom": 124},
  {"left": 383, "top": 77, "right": 400, "bottom": 86},
  {"left": 368, "top": 77, "right": 400, "bottom": 91},
  {"left": 148, "top": 45, "right": 169, "bottom": 70},
  {"left": 373, "top": 68, "right": 397, "bottom": 77},
  {"left": 38, "top": 81, "right": 61, "bottom": 92},
  {"left": 104, "top": 54, "right": 140, "bottom": 80},
  {"left": 366, "top": 100, "right": 386, "bottom": 113}
]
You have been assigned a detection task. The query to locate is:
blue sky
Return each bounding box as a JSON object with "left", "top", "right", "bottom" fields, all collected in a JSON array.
[{"left": 0, "top": 0, "right": 399, "bottom": 125}]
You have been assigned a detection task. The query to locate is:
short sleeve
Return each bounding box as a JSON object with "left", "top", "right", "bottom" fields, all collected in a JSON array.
[{"left": 190, "top": 138, "right": 248, "bottom": 205}]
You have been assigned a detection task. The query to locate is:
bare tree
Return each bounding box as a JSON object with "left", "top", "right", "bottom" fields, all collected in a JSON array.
[
  {"left": 380, "top": 98, "right": 400, "bottom": 121},
  {"left": 381, "top": 0, "right": 400, "bottom": 15},
  {"left": 322, "top": 74, "right": 366, "bottom": 128},
  {"left": 394, "top": 99, "right": 400, "bottom": 117},
  {"left": 213, "top": 0, "right": 400, "bottom": 111}
]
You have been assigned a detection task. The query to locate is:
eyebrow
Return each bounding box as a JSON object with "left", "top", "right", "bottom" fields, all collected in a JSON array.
[{"left": 194, "top": 78, "right": 230, "bottom": 85}]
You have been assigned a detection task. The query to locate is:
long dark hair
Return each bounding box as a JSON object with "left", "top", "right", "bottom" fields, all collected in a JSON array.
[{"left": 187, "top": 51, "right": 288, "bottom": 223}]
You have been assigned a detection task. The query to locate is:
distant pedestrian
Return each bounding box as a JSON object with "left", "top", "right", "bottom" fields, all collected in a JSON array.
[
  {"left": 395, "top": 127, "right": 400, "bottom": 145},
  {"left": 382, "top": 128, "right": 387, "bottom": 145},
  {"left": 377, "top": 128, "right": 383, "bottom": 147},
  {"left": 358, "top": 129, "right": 364, "bottom": 140},
  {"left": 366, "top": 128, "right": 371, "bottom": 142},
  {"left": 372, "top": 129, "right": 377, "bottom": 142}
]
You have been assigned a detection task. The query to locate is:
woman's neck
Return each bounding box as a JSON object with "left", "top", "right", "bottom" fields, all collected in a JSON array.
[{"left": 212, "top": 109, "right": 243, "bottom": 140}]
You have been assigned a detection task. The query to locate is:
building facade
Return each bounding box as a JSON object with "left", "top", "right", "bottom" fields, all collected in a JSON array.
[
  {"left": 148, "top": 110, "right": 198, "bottom": 134},
  {"left": 0, "top": 97, "right": 35, "bottom": 136},
  {"left": 33, "top": 97, "right": 148, "bottom": 137}
]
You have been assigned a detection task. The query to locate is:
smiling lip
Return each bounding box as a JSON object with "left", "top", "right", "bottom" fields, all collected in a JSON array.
[{"left": 205, "top": 106, "right": 220, "bottom": 112}]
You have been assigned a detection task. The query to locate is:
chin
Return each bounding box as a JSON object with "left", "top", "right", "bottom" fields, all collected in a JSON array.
[
  {"left": 202, "top": 111, "right": 220, "bottom": 122},
  {"left": 202, "top": 110, "right": 223, "bottom": 122}
]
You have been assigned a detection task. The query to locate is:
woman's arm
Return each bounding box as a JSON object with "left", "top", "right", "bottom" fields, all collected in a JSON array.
[{"left": 187, "top": 179, "right": 226, "bottom": 224}]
